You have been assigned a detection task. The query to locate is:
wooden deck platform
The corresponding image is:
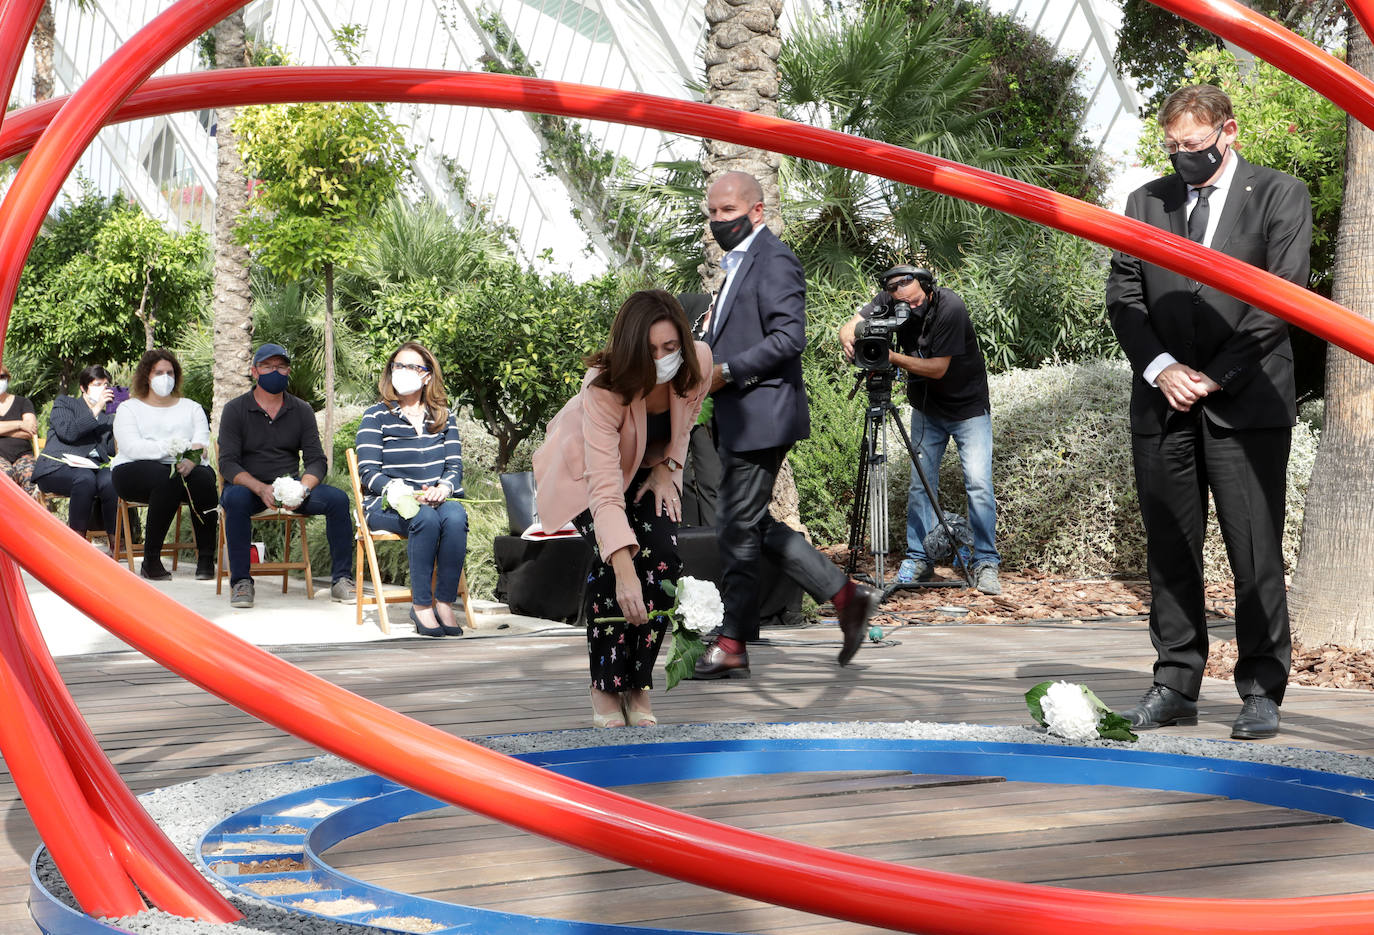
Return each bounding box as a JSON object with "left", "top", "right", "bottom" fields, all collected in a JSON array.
[{"left": 5, "top": 614, "right": 1374, "bottom": 932}]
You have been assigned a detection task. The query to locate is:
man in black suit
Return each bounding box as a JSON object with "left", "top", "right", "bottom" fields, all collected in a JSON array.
[
  {"left": 1106, "top": 85, "right": 1312, "bottom": 740},
  {"left": 692, "top": 171, "right": 877, "bottom": 678}
]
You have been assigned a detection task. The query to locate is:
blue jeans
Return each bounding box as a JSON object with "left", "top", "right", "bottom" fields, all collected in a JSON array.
[
  {"left": 221, "top": 482, "right": 354, "bottom": 585},
  {"left": 906, "top": 409, "right": 1000, "bottom": 568},
  {"left": 365, "top": 501, "right": 468, "bottom": 606}
]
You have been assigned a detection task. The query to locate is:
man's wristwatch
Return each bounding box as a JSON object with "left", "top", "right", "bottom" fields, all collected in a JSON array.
[{"left": 719, "top": 362, "right": 733, "bottom": 383}]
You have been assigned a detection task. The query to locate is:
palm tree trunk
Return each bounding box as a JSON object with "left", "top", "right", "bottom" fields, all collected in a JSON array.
[
  {"left": 210, "top": 11, "right": 253, "bottom": 434},
  {"left": 701, "top": 0, "right": 805, "bottom": 534},
  {"left": 32, "top": 0, "right": 54, "bottom": 102},
  {"left": 700, "top": 0, "right": 783, "bottom": 290},
  {"left": 1289, "top": 20, "right": 1374, "bottom": 646}
]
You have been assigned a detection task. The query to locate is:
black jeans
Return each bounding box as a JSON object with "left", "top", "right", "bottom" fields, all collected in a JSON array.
[
  {"left": 716, "top": 445, "right": 846, "bottom": 642},
  {"left": 36, "top": 465, "right": 118, "bottom": 537},
  {"left": 112, "top": 460, "right": 218, "bottom": 561}
]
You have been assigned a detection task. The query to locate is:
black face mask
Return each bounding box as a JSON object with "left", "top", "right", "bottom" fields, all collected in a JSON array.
[
  {"left": 709, "top": 213, "right": 754, "bottom": 251},
  {"left": 257, "top": 370, "right": 289, "bottom": 395},
  {"left": 1170, "top": 143, "right": 1225, "bottom": 187}
]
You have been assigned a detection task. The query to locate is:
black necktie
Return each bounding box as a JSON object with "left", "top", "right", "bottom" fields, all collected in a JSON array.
[{"left": 1188, "top": 185, "right": 1215, "bottom": 244}]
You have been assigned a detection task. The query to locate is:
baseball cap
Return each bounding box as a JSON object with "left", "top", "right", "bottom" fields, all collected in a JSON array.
[{"left": 252, "top": 343, "right": 291, "bottom": 367}]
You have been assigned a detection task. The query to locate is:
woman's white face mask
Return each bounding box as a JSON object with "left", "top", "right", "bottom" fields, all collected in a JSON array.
[
  {"left": 391, "top": 368, "right": 426, "bottom": 396},
  {"left": 654, "top": 349, "right": 683, "bottom": 385},
  {"left": 150, "top": 373, "right": 176, "bottom": 398}
]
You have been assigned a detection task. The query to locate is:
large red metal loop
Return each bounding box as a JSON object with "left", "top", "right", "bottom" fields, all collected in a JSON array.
[
  {"left": 0, "top": 553, "right": 146, "bottom": 917},
  {"left": 0, "top": 67, "right": 1372, "bottom": 366}
]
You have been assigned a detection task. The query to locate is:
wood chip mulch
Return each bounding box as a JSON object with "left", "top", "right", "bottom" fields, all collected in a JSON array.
[{"left": 822, "top": 546, "right": 1374, "bottom": 692}]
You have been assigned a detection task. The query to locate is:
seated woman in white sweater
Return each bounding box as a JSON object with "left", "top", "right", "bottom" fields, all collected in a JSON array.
[{"left": 111, "top": 349, "right": 218, "bottom": 580}]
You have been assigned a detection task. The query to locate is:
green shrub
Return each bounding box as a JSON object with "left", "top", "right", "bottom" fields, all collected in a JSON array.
[{"left": 870, "top": 360, "right": 1318, "bottom": 577}]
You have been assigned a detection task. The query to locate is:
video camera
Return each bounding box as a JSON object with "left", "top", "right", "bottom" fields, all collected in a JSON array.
[{"left": 851, "top": 265, "right": 932, "bottom": 372}]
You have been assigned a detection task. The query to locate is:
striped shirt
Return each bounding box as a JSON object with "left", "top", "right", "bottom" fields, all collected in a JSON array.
[{"left": 356, "top": 402, "right": 464, "bottom": 514}]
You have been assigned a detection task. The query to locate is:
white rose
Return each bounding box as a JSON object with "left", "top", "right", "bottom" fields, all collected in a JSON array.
[
  {"left": 165, "top": 436, "right": 191, "bottom": 459},
  {"left": 1040, "top": 681, "right": 1100, "bottom": 742}
]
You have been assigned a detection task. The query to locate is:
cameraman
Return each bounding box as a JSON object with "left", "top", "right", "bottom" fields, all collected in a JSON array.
[{"left": 839, "top": 266, "right": 1001, "bottom": 594}]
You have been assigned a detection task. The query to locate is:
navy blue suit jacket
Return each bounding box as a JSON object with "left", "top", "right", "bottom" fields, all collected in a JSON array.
[{"left": 707, "top": 226, "right": 810, "bottom": 453}]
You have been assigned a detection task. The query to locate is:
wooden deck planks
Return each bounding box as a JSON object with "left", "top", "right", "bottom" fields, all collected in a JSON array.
[{"left": 1, "top": 618, "right": 1374, "bottom": 931}]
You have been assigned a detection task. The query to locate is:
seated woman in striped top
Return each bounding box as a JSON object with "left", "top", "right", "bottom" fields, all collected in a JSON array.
[{"left": 356, "top": 342, "right": 468, "bottom": 638}]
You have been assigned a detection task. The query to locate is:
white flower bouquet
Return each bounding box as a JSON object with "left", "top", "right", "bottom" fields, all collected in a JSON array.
[
  {"left": 1025, "top": 680, "right": 1137, "bottom": 742},
  {"left": 164, "top": 436, "right": 197, "bottom": 477},
  {"left": 381, "top": 479, "right": 420, "bottom": 519},
  {"left": 271, "top": 476, "right": 307, "bottom": 510},
  {"left": 593, "top": 574, "right": 720, "bottom": 691}
]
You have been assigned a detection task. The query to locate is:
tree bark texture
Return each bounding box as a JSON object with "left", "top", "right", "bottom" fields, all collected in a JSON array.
[
  {"left": 209, "top": 11, "right": 253, "bottom": 435},
  {"left": 699, "top": 0, "right": 783, "bottom": 293},
  {"left": 32, "top": 1, "right": 54, "bottom": 102},
  {"left": 700, "top": 0, "right": 805, "bottom": 536},
  {"left": 1289, "top": 21, "right": 1374, "bottom": 646}
]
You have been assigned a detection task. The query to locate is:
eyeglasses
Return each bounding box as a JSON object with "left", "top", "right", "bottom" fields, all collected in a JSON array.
[
  {"left": 392, "top": 362, "right": 430, "bottom": 374},
  {"left": 256, "top": 364, "right": 290, "bottom": 374},
  {"left": 1158, "top": 124, "right": 1225, "bottom": 156}
]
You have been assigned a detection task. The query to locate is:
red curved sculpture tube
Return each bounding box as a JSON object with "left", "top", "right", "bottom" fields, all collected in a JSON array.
[
  {"left": 0, "top": 67, "right": 1372, "bottom": 367},
  {"left": 1, "top": 556, "right": 238, "bottom": 920},
  {"left": 1346, "top": 0, "right": 1374, "bottom": 47},
  {"left": 1144, "top": 0, "right": 1374, "bottom": 130},
  {"left": 0, "top": 0, "right": 44, "bottom": 129},
  {"left": 4, "top": 0, "right": 1374, "bottom": 930},
  {"left": 7, "top": 481, "right": 1374, "bottom": 935},
  {"left": 0, "top": 555, "right": 146, "bottom": 918}
]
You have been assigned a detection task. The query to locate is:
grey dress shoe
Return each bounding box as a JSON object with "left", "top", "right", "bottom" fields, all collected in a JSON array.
[
  {"left": 1231, "top": 695, "right": 1280, "bottom": 740},
  {"left": 1124, "top": 684, "right": 1198, "bottom": 729}
]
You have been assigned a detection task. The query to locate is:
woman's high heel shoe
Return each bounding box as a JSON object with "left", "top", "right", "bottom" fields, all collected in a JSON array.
[
  {"left": 410, "top": 608, "right": 445, "bottom": 638},
  {"left": 592, "top": 690, "right": 626, "bottom": 728}
]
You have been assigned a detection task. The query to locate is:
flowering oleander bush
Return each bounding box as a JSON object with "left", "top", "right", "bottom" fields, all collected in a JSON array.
[{"left": 1025, "top": 680, "right": 1136, "bottom": 742}]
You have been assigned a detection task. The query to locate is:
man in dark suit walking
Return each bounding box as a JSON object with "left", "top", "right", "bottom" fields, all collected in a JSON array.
[
  {"left": 1106, "top": 85, "right": 1312, "bottom": 740},
  {"left": 692, "top": 171, "right": 877, "bottom": 678}
]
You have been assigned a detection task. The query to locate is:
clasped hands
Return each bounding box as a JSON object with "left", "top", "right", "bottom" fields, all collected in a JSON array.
[{"left": 1156, "top": 363, "right": 1221, "bottom": 412}]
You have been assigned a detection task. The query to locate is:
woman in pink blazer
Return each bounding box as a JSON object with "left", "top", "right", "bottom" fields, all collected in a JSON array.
[{"left": 534, "top": 290, "right": 712, "bottom": 728}]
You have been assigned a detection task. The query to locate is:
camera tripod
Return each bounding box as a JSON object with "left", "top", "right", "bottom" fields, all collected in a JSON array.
[{"left": 844, "top": 369, "right": 972, "bottom": 599}]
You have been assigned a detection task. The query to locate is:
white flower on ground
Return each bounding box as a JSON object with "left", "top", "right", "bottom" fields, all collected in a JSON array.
[
  {"left": 674, "top": 576, "right": 723, "bottom": 636},
  {"left": 272, "top": 476, "right": 307, "bottom": 509},
  {"left": 1040, "top": 681, "right": 1100, "bottom": 742}
]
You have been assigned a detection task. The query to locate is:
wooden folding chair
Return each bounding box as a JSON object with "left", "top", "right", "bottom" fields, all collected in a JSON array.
[
  {"left": 112, "top": 497, "right": 195, "bottom": 572},
  {"left": 214, "top": 483, "right": 314, "bottom": 598},
  {"left": 33, "top": 435, "right": 114, "bottom": 548},
  {"left": 345, "top": 447, "right": 475, "bottom": 634}
]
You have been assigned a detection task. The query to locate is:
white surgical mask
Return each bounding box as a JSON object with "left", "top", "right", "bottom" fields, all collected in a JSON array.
[
  {"left": 0, "top": 379, "right": 8, "bottom": 395},
  {"left": 391, "top": 369, "right": 425, "bottom": 396},
  {"left": 654, "top": 349, "right": 683, "bottom": 385},
  {"left": 150, "top": 373, "right": 175, "bottom": 398}
]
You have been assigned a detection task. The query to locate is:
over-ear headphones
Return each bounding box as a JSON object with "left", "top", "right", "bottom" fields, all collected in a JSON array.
[{"left": 880, "top": 265, "right": 936, "bottom": 294}]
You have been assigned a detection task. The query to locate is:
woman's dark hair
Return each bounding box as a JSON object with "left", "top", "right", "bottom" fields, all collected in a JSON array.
[
  {"left": 587, "top": 290, "right": 701, "bottom": 404},
  {"left": 378, "top": 341, "right": 449, "bottom": 433},
  {"left": 131, "top": 348, "right": 182, "bottom": 399},
  {"left": 77, "top": 365, "right": 112, "bottom": 392}
]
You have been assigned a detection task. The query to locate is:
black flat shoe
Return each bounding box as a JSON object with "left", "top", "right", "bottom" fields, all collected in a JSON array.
[
  {"left": 1123, "top": 684, "right": 1198, "bottom": 730},
  {"left": 1231, "top": 695, "right": 1280, "bottom": 740},
  {"left": 139, "top": 561, "right": 172, "bottom": 581},
  {"left": 409, "top": 608, "right": 445, "bottom": 638},
  {"left": 195, "top": 556, "right": 215, "bottom": 580}
]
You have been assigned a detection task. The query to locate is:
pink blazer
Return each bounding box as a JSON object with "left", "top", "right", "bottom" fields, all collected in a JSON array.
[{"left": 533, "top": 341, "right": 713, "bottom": 559}]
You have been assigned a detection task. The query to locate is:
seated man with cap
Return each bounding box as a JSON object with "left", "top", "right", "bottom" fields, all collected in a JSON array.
[{"left": 216, "top": 342, "right": 355, "bottom": 608}]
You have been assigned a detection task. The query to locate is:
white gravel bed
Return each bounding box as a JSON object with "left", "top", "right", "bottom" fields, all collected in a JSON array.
[{"left": 33, "top": 721, "right": 1374, "bottom": 934}]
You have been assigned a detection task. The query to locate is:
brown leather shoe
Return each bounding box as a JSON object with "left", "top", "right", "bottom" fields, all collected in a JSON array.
[
  {"left": 693, "top": 643, "right": 750, "bottom": 679},
  {"left": 836, "top": 584, "right": 879, "bottom": 666}
]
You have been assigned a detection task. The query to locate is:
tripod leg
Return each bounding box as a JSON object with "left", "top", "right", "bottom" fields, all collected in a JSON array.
[
  {"left": 844, "top": 414, "right": 874, "bottom": 577},
  {"left": 887, "top": 404, "right": 974, "bottom": 586}
]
